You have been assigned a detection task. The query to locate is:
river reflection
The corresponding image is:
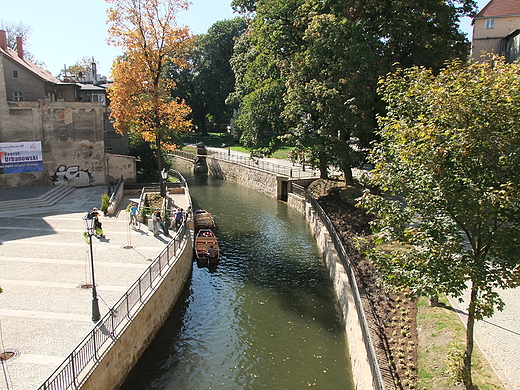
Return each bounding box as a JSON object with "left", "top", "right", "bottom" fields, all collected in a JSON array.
[{"left": 119, "top": 164, "right": 354, "bottom": 390}]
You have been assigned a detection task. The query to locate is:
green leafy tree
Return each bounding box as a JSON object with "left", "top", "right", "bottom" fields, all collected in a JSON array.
[
  {"left": 197, "top": 18, "right": 248, "bottom": 130},
  {"left": 168, "top": 18, "right": 247, "bottom": 136},
  {"left": 357, "top": 57, "right": 520, "bottom": 388},
  {"left": 317, "top": 0, "right": 476, "bottom": 72},
  {"left": 230, "top": 0, "right": 476, "bottom": 167},
  {"left": 283, "top": 12, "right": 379, "bottom": 182},
  {"left": 229, "top": 0, "right": 306, "bottom": 157}
]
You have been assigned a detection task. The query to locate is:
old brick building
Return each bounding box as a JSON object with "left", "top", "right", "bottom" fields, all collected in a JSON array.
[{"left": 0, "top": 30, "right": 133, "bottom": 188}]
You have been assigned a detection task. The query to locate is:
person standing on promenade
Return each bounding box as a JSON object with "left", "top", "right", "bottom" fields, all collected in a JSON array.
[
  {"left": 174, "top": 208, "right": 184, "bottom": 231},
  {"left": 129, "top": 203, "right": 139, "bottom": 228}
]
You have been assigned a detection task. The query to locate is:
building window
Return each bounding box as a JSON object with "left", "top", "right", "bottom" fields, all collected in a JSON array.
[
  {"left": 13, "top": 70, "right": 19, "bottom": 78},
  {"left": 486, "top": 19, "right": 495, "bottom": 29},
  {"left": 92, "top": 94, "right": 105, "bottom": 105},
  {"left": 13, "top": 92, "right": 23, "bottom": 101}
]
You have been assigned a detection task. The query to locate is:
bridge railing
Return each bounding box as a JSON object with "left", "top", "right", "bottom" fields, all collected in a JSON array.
[
  {"left": 172, "top": 149, "right": 318, "bottom": 179},
  {"left": 38, "top": 199, "right": 190, "bottom": 390},
  {"left": 292, "top": 183, "right": 385, "bottom": 390}
]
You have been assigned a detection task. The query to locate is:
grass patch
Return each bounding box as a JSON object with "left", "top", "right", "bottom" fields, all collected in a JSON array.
[
  {"left": 178, "top": 133, "right": 295, "bottom": 159},
  {"left": 270, "top": 146, "right": 294, "bottom": 160},
  {"left": 417, "top": 295, "right": 504, "bottom": 390}
]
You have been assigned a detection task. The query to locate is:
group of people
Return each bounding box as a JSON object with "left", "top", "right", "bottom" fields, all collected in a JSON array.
[
  {"left": 127, "top": 202, "right": 193, "bottom": 237},
  {"left": 92, "top": 203, "right": 193, "bottom": 239}
]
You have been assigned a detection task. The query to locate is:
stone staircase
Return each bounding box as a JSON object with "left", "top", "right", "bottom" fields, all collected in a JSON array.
[{"left": 0, "top": 185, "right": 76, "bottom": 213}]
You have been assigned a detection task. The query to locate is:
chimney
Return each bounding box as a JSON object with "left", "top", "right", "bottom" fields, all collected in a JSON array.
[
  {"left": 16, "top": 36, "right": 23, "bottom": 59},
  {"left": 0, "top": 30, "right": 7, "bottom": 51},
  {"left": 91, "top": 58, "right": 98, "bottom": 84}
]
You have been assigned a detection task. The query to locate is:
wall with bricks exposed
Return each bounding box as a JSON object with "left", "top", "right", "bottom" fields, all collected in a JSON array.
[{"left": 0, "top": 100, "right": 107, "bottom": 188}]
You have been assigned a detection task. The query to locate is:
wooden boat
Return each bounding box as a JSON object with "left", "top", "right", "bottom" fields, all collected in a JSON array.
[
  {"left": 195, "top": 229, "right": 220, "bottom": 264},
  {"left": 194, "top": 209, "right": 216, "bottom": 230}
]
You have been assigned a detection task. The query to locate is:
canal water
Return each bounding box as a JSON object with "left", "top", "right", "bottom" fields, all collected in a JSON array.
[{"left": 119, "top": 164, "right": 354, "bottom": 390}]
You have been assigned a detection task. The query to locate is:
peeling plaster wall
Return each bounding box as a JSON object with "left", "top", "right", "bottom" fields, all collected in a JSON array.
[{"left": 0, "top": 100, "right": 106, "bottom": 188}]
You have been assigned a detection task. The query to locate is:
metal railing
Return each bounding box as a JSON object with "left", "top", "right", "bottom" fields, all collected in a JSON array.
[
  {"left": 292, "top": 183, "right": 385, "bottom": 390},
  {"left": 172, "top": 149, "right": 319, "bottom": 179},
  {"left": 38, "top": 216, "right": 190, "bottom": 390}
]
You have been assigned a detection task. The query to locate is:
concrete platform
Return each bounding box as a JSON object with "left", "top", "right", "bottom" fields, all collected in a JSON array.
[{"left": 0, "top": 185, "right": 189, "bottom": 390}]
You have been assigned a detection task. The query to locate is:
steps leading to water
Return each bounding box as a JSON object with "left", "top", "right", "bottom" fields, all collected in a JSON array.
[{"left": 0, "top": 185, "right": 76, "bottom": 212}]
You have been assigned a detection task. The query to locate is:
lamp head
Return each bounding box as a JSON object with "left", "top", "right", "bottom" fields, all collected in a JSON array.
[{"left": 83, "top": 212, "right": 95, "bottom": 231}]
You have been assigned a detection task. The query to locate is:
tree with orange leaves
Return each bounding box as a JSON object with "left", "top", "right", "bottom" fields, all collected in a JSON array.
[{"left": 106, "top": 0, "right": 193, "bottom": 183}]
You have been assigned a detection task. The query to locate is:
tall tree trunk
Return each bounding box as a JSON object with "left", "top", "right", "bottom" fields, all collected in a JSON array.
[
  {"left": 155, "top": 134, "right": 163, "bottom": 173},
  {"left": 463, "top": 282, "right": 477, "bottom": 389},
  {"left": 155, "top": 135, "right": 166, "bottom": 197},
  {"left": 343, "top": 167, "right": 354, "bottom": 185},
  {"left": 339, "top": 129, "right": 353, "bottom": 185},
  {"left": 318, "top": 142, "right": 329, "bottom": 179}
]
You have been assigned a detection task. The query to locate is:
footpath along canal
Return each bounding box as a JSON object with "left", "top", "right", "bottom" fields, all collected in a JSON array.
[{"left": 119, "top": 163, "right": 355, "bottom": 390}]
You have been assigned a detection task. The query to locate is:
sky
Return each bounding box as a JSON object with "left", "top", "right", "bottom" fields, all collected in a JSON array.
[
  {"left": 1, "top": 0, "right": 237, "bottom": 77},
  {"left": 2, "top": 0, "right": 489, "bottom": 78}
]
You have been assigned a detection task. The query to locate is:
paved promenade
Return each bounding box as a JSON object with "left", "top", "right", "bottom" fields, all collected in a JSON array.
[
  {"left": 0, "top": 185, "right": 185, "bottom": 390},
  {"left": 448, "top": 288, "right": 520, "bottom": 390}
]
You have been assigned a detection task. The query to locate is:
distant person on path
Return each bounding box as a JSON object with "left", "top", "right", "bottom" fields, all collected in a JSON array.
[
  {"left": 129, "top": 203, "right": 138, "bottom": 228},
  {"left": 152, "top": 208, "right": 167, "bottom": 236},
  {"left": 91, "top": 208, "right": 104, "bottom": 238},
  {"left": 174, "top": 208, "right": 185, "bottom": 231}
]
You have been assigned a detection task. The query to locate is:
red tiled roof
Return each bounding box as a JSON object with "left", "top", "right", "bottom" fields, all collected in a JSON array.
[
  {"left": 475, "top": 0, "right": 520, "bottom": 18},
  {"left": 0, "top": 45, "right": 61, "bottom": 84}
]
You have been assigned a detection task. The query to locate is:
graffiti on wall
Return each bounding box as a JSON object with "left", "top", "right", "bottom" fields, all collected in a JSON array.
[{"left": 50, "top": 165, "right": 93, "bottom": 185}]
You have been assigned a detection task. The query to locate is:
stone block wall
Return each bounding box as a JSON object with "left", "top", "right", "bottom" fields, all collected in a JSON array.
[
  {"left": 207, "top": 157, "right": 279, "bottom": 199},
  {"left": 80, "top": 234, "right": 193, "bottom": 390},
  {"left": 288, "top": 192, "right": 376, "bottom": 390}
]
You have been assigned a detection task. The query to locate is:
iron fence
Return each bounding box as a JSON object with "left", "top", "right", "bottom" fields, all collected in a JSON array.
[
  {"left": 172, "top": 149, "right": 318, "bottom": 179},
  {"left": 292, "top": 183, "right": 385, "bottom": 390}
]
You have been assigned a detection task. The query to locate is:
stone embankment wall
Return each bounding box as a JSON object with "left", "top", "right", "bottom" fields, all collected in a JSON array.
[
  {"left": 79, "top": 233, "right": 193, "bottom": 390},
  {"left": 206, "top": 157, "right": 280, "bottom": 199},
  {"left": 288, "top": 193, "right": 376, "bottom": 390}
]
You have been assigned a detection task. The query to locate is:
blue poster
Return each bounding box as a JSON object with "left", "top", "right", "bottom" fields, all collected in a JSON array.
[{"left": 0, "top": 142, "right": 43, "bottom": 174}]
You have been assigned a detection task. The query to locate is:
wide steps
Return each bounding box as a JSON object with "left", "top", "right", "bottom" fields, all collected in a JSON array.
[{"left": 0, "top": 185, "right": 76, "bottom": 212}]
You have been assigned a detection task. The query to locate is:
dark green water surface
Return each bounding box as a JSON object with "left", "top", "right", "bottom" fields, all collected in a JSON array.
[{"left": 119, "top": 165, "right": 354, "bottom": 389}]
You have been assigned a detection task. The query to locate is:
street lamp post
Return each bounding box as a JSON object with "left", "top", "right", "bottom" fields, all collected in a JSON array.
[
  {"left": 227, "top": 126, "right": 231, "bottom": 157},
  {"left": 161, "top": 168, "right": 168, "bottom": 198},
  {"left": 83, "top": 212, "right": 101, "bottom": 323}
]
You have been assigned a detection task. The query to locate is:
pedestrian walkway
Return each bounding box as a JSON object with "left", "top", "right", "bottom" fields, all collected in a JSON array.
[
  {"left": 0, "top": 185, "right": 184, "bottom": 390},
  {"left": 449, "top": 289, "right": 520, "bottom": 390}
]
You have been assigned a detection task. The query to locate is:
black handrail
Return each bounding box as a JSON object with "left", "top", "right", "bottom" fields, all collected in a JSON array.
[{"left": 292, "top": 183, "right": 385, "bottom": 390}]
